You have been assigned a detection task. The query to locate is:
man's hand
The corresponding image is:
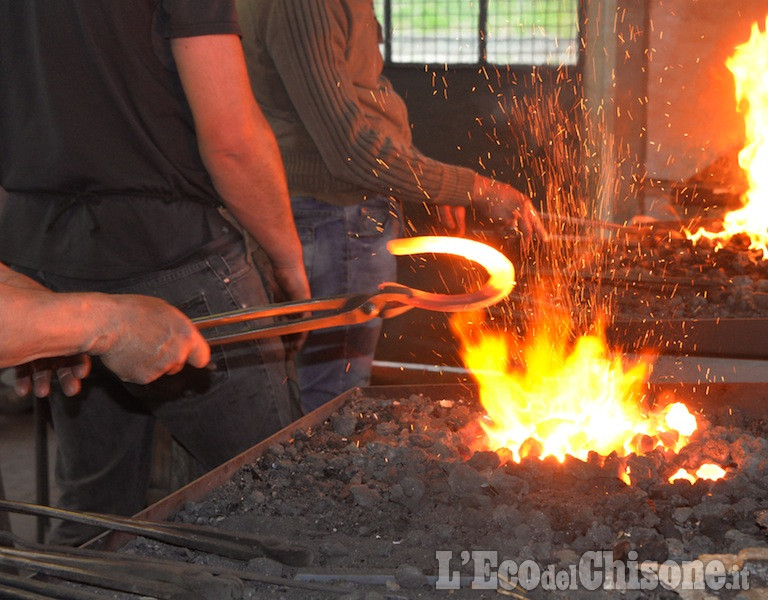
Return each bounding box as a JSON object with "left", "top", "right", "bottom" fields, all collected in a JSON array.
[
  {"left": 90, "top": 294, "right": 211, "bottom": 385},
  {"left": 472, "top": 174, "right": 546, "bottom": 247},
  {"left": 435, "top": 205, "right": 467, "bottom": 237},
  {"left": 271, "top": 263, "right": 312, "bottom": 354},
  {"left": 15, "top": 355, "right": 91, "bottom": 398},
  {"left": 0, "top": 263, "right": 210, "bottom": 388},
  {"left": 14, "top": 296, "right": 211, "bottom": 394}
]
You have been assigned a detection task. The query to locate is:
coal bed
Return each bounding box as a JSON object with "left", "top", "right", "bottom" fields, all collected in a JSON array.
[
  {"left": 597, "top": 228, "right": 768, "bottom": 321},
  {"left": 500, "top": 224, "right": 768, "bottom": 361},
  {"left": 116, "top": 384, "right": 768, "bottom": 599}
]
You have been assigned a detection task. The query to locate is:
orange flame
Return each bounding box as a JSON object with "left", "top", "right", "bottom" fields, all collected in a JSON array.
[
  {"left": 452, "top": 307, "right": 724, "bottom": 484},
  {"left": 687, "top": 17, "right": 768, "bottom": 254},
  {"left": 453, "top": 312, "right": 696, "bottom": 466}
]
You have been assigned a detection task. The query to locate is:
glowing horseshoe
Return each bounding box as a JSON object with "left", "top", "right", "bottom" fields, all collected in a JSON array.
[{"left": 381, "top": 236, "right": 516, "bottom": 312}]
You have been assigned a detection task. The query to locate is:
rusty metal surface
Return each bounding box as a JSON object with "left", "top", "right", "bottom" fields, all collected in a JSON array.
[
  {"left": 608, "top": 317, "right": 768, "bottom": 360},
  {"left": 377, "top": 311, "right": 768, "bottom": 378}
]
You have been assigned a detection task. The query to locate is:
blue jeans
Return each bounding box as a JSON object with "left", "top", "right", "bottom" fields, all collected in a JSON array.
[
  {"left": 291, "top": 195, "right": 401, "bottom": 412},
  {"left": 17, "top": 235, "right": 299, "bottom": 545}
]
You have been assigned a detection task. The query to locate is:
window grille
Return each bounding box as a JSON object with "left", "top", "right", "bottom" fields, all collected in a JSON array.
[{"left": 374, "top": 0, "right": 579, "bottom": 66}]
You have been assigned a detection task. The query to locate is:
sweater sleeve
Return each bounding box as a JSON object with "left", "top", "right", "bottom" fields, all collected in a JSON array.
[{"left": 266, "top": 0, "right": 476, "bottom": 206}]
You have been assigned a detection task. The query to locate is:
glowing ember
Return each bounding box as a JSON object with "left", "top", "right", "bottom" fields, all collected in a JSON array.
[
  {"left": 664, "top": 402, "right": 697, "bottom": 438},
  {"left": 668, "top": 468, "right": 697, "bottom": 485},
  {"left": 687, "top": 17, "right": 768, "bottom": 255},
  {"left": 452, "top": 309, "right": 717, "bottom": 484},
  {"left": 669, "top": 463, "right": 727, "bottom": 484},
  {"left": 696, "top": 463, "right": 727, "bottom": 480}
]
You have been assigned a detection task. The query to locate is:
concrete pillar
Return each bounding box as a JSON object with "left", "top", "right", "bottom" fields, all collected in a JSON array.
[{"left": 582, "top": 0, "right": 650, "bottom": 223}]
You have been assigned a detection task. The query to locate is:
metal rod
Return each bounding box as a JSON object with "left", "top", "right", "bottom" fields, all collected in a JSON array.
[
  {"left": 540, "top": 212, "right": 628, "bottom": 230},
  {"left": 193, "top": 295, "right": 354, "bottom": 330},
  {"left": 295, "top": 567, "right": 478, "bottom": 588},
  {"left": 537, "top": 268, "right": 724, "bottom": 291},
  {"left": 0, "top": 570, "right": 105, "bottom": 600},
  {"left": 539, "top": 212, "right": 667, "bottom": 236},
  {"left": 0, "top": 531, "right": 358, "bottom": 597},
  {"left": 372, "top": 360, "right": 494, "bottom": 377},
  {"left": 33, "top": 397, "right": 49, "bottom": 544},
  {"left": 0, "top": 499, "right": 312, "bottom": 565},
  {"left": 0, "top": 464, "right": 11, "bottom": 547},
  {"left": 478, "top": 0, "right": 488, "bottom": 63},
  {"left": 0, "top": 544, "right": 237, "bottom": 599},
  {"left": 0, "top": 549, "right": 188, "bottom": 599},
  {"left": 0, "top": 584, "right": 51, "bottom": 600}
]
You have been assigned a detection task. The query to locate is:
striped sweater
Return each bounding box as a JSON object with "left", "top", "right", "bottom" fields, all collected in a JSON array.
[{"left": 237, "top": 0, "right": 477, "bottom": 206}]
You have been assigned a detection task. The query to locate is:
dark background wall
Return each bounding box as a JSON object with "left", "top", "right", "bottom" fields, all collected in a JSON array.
[
  {"left": 376, "top": 64, "right": 584, "bottom": 377},
  {"left": 383, "top": 64, "right": 584, "bottom": 221}
]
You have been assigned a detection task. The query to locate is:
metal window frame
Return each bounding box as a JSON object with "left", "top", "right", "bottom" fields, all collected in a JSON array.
[{"left": 379, "top": 0, "right": 583, "bottom": 68}]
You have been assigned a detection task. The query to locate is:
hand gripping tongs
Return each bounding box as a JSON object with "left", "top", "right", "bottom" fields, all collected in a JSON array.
[{"left": 192, "top": 236, "right": 516, "bottom": 346}]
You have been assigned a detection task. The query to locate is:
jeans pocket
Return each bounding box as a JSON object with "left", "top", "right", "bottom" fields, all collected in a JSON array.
[
  {"left": 351, "top": 197, "right": 397, "bottom": 239},
  {"left": 206, "top": 241, "right": 253, "bottom": 285},
  {"left": 177, "top": 290, "right": 230, "bottom": 381}
]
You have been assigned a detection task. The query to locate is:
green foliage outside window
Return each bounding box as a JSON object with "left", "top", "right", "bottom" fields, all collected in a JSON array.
[
  {"left": 376, "top": 0, "right": 577, "bottom": 38},
  {"left": 374, "top": 0, "right": 579, "bottom": 65}
]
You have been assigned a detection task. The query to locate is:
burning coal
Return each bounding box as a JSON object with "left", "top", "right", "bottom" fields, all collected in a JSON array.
[
  {"left": 451, "top": 297, "right": 724, "bottom": 485},
  {"left": 687, "top": 16, "right": 768, "bottom": 255}
]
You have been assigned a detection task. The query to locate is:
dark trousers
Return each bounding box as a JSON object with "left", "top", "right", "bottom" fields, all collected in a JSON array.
[
  {"left": 291, "top": 195, "right": 401, "bottom": 412},
  {"left": 17, "top": 236, "right": 299, "bottom": 545},
  {"left": 0, "top": 468, "right": 9, "bottom": 535}
]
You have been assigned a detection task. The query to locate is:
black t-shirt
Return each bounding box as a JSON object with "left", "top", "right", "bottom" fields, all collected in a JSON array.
[{"left": 0, "top": 1, "right": 242, "bottom": 278}]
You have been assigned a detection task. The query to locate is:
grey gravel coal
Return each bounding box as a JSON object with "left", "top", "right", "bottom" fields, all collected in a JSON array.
[
  {"left": 587, "top": 228, "right": 768, "bottom": 320},
  {"left": 122, "top": 390, "right": 768, "bottom": 599}
]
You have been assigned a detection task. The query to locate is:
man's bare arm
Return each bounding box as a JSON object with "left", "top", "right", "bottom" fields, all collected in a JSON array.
[
  {"left": 171, "top": 34, "right": 310, "bottom": 303},
  {"left": 0, "top": 264, "right": 210, "bottom": 390}
]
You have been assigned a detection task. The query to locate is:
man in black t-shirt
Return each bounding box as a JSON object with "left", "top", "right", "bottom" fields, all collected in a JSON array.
[{"left": 0, "top": 1, "right": 310, "bottom": 544}]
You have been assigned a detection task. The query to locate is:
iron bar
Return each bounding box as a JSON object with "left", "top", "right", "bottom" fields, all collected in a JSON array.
[
  {"left": 0, "top": 500, "right": 312, "bottom": 565},
  {"left": 0, "top": 549, "right": 189, "bottom": 598},
  {"left": 0, "top": 531, "right": 366, "bottom": 597}
]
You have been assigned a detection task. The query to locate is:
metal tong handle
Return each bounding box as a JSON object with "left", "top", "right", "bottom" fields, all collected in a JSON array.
[
  {"left": 194, "top": 292, "right": 402, "bottom": 346},
  {"left": 194, "top": 236, "right": 516, "bottom": 345}
]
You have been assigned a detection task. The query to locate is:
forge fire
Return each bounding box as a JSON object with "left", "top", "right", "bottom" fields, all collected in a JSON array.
[
  {"left": 451, "top": 309, "right": 724, "bottom": 487},
  {"left": 688, "top": 16, "right": 768, "bottom": 255},
  {"left": 442, "top": 13, "right": 768, "bottom": 494}
]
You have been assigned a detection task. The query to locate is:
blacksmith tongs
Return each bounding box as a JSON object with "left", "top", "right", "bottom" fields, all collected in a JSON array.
[{"left": 193, "top": 236, "right": 516, "bottom": 346}]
